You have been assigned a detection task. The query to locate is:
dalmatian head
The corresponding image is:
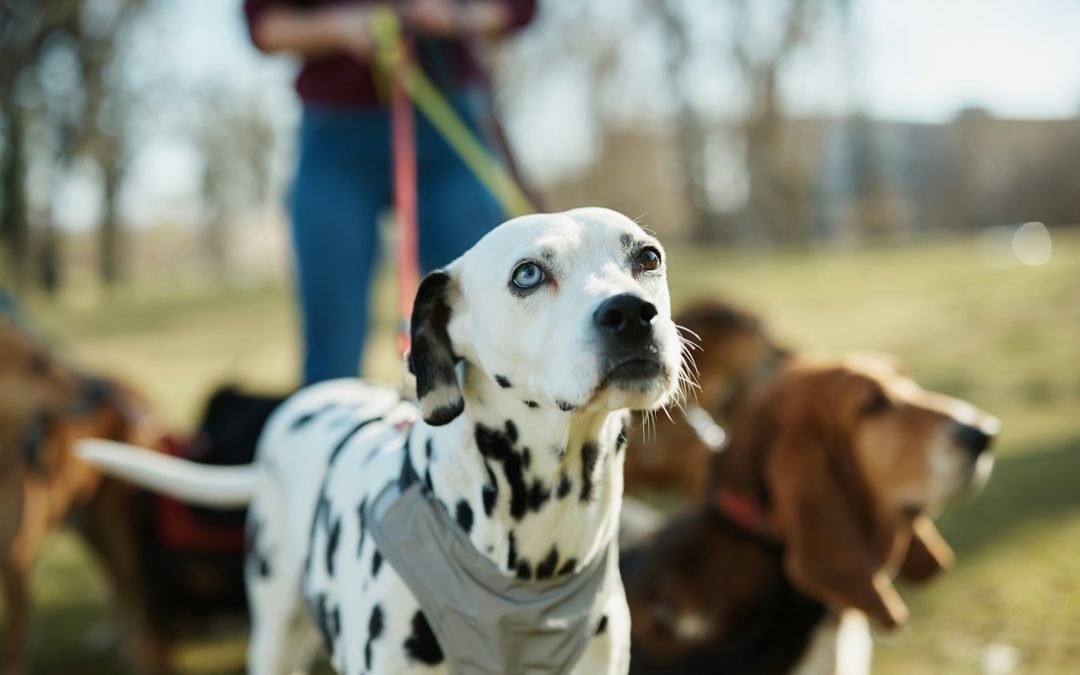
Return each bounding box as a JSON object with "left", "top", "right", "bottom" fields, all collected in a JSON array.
[{"left": 409, "top": 208, "right": 684, "bottom": 426}]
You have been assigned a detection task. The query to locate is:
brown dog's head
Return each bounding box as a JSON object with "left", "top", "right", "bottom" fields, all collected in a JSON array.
[
  {"left": 624, "top": 301, "right": 787, "bottom": 498},
  {"left": 0, "top": 319, "right": 90, "bottom": 556},
  {"left": 715, "top": 353, "right": 998, "bottom": 629},
  {"left": 677, "top": 301, "right": 788, "bottom": 424},
  {"left": 0, "top": 320, "right": 86, "bottom": 444}
]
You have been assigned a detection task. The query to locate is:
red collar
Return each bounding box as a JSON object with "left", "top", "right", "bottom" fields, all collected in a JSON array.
[{"left": 713, "top": 488, "right": 781, "bottom": 542}]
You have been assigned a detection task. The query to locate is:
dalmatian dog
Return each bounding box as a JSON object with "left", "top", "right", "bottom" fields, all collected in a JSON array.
[{"left": 79, "top": 208, "right": 686, "bottom": 675}]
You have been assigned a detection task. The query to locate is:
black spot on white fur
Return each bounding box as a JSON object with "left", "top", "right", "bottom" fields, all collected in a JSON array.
[
  {"left": 291, "top": 403, "right": 335, "bottom": 430},
  {"left": 371, "top": 550, "right": 383, "bottom": 577},
  {"left": 404, "top": 611, "right": 444, "bottom": 665},
  {"left": 526, "top": 479, "right": 551, "bottom": 512},
  {"left": 244, "top": 519, "right": 271, "bottom": 578},
  {"left": 495, "top": 374, "right": 512, "bottom": 388},
  {"left": 596, "top": 615, "right": 609, "bottom": 635},
  {"left": 366, "top": 604, "right": 384, "bottom": 670},
  {"left": 506, "top": 532, "right": 518, "bottom": 570},
  {"left": 580, "top": 442, "right": 600, "bottom": 502},
  {"left": 516, "top": 560, "right": 533, "bottom": 580},
  {"left": 536, "top": 546, "right": 559, "bottom": 579},
  {"left": 356, "top": 499, "right": 367, "bottom": 556},
  {"left": 557, "top": 558, "right": 577, "bottom": 576},
  {"left": 315, "top": 594, "right": 340, "bottom": 656},
  {"left": 557, "top": 400, "right": 575, "bottom": 412},
  {"left": 399, "top": 436, "right": 420, "bottom": 490},
  {"left": 455, "top": 499, "right": 474, "bottom": 533},
  {"left": 475, "top": 422, "right": 536, "bottom": 520},
  {"left": 523, "top": 400, "right": 540, "bottom": 408},
  {"left": 557, "top": 473, "right": 572, "bottom": 499},
  {"left": 329, "top": 417, "right": 379, "bottom": 464},
  {"left": 325, "top": 515, "right": 342, "bottom": 576},
  {"left": 482, "top": 463, "right": 498, "bottom": 516}
]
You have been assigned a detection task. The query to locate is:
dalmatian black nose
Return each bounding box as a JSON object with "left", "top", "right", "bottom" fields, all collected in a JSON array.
[{"left": 594, "top": 294, "right": 658, "bottom": 344}]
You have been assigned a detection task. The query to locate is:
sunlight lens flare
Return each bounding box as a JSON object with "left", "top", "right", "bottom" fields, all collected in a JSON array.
[{"left": 1012, "top": 222, "right": 1052, "bottom": 266}]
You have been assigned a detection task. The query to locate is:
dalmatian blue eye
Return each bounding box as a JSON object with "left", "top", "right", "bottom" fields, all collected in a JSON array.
[{"left": 511, "top": 262, "right": 545, "bottom": 290}]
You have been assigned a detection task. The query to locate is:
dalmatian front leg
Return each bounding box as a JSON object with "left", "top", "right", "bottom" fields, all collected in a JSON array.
[
  {"left": 573, "top": 589, "right": 631, "bottom": 675},
  {"left": 245, "top": 483, "right": 312, "bottom": 675}
]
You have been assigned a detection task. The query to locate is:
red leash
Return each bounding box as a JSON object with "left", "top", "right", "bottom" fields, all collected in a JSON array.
[
  {"left": 390, "top": 39, "right": 419, "bottom": 360},
  {"left": 380, "top": 9, "right": 537, "bottom": 364}
]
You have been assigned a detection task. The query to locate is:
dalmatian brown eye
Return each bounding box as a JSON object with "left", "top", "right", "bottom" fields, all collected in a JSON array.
[
  {"left": 636, "top": 247, "right": 662, "bottom": 272},
  {"left": 511, "top": 262, "right": 545, "bottom": 290}
]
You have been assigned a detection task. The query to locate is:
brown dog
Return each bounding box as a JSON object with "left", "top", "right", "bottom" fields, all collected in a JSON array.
[
  {"left": 622, "top": 354, "right": 998, "bottom": 674},
  {"left": 0, "top": 319, "right": 172, "bottom": 674},
  {"left": 624, "top": 300, "right": 788, "bottom": 500}
]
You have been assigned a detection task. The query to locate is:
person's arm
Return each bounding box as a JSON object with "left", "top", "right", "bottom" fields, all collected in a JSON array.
[
  {"left": 399, "top": 0, "right": 537, "bottom": 39},
  {"left": 246, "top": 1, "right": 383, "bottom": 59}
]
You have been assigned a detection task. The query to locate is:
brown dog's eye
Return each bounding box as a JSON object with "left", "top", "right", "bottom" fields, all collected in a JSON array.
[
  {"left": 28, "top": 353, "right": 50, "bottom": 377},
  {"left": 860, "top": 389, "right": 892, "bottom": 416},
  {"left": 637, "top": 247, "right": 662, "bottom": 272}
]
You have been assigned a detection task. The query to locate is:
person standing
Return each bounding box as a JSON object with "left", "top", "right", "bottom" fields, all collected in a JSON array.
[{"left": 243, "top": 0, "right": 537, "bottom": 384}]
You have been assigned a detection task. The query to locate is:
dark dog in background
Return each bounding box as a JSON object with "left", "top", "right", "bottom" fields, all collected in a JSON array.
[
  {"left": 624, "top": 301, "right": 787, "bottom": 501},
  {"left": 127, "top": 385, "right": 288, "bottom": 666},
  {"left": 622, "top": 354, "right": 998, "bottom": 675},
  {"left": 0, "top": 310, "right": 288, "bottom": 673},
  {"left": 0, "top": 317, "right": 165, "bottom": 674}
]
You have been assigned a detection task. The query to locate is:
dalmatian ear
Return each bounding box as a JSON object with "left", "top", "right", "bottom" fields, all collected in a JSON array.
[{"left": 409, "top": 270, "right": 464, "bottom": 426}]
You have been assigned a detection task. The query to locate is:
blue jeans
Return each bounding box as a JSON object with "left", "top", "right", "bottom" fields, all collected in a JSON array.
[{"left": 290, "top": 93, "right": 502, "bottom": 384}]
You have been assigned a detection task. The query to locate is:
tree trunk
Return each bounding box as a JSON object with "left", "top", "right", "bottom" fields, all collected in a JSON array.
[
  {"left": 36, "top": 221, "right": 61, "bottom": 296},
  {"left": 651, "top": 0, "right": 723, "bottom": 241},
  {"left": 0, "top": 96, "right": 30, "bottom": 292},
  {"left": 99, "top": 157, "right": 123, "bottom": 286}
]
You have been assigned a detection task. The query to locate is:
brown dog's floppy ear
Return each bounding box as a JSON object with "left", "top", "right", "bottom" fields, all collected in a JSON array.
[
  {"left": 408, "top": 270, "right": 464, "bottom": 426},
  {"left": 898, "top": 514, "right": 955, "bottom": 584},
  {"left": 768, "top": 432, "right": 909, "bottom": 629}
]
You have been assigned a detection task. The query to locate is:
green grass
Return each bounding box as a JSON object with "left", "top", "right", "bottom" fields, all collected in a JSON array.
[{"left": 12, "top": 229, "right": 1080, "bottom": 673}]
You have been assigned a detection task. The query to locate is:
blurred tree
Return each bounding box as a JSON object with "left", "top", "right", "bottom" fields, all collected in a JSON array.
[
  {"left": 730, "top": 0, "right": 850, "bottom": 244},
  {"left": 650, "top": 0, "right": 718, "bottom": 241},
  {"left": 0, "top": 0, "right": 80, "bottom": 291},
  {"left": 74, "top": 0, "right": 149, "bottom": 287},
  {"left": 192, "top": 86, "right": 276, "bottom": 281},
  {"left": 0, "top": 0, "right": 148, "bottom": 294},
  {"left": 645, "top": 0, "right": 848, "bottom": 244}
]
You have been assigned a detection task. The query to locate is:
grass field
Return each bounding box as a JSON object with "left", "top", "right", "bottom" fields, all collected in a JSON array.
[{"left": 10, "top": 228, "right": 1080, "bottom": 674}]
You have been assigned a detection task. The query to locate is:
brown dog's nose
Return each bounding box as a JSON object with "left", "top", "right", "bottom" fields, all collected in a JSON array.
[
  {"left": 594, "top": 294, "right": 657, "bottom": 344},
  {"left": 954, "top": 423, "right": 994, "bottom": 457}
]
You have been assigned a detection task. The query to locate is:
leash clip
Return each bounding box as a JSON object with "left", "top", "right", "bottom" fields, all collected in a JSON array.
[{"left": 681, "top": 404, "right": 727, "bottom": 451}]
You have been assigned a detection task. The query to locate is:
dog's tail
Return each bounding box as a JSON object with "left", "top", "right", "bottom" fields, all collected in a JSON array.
[{"left": 77, "top": 439, "right": 257, "bottom": 508}]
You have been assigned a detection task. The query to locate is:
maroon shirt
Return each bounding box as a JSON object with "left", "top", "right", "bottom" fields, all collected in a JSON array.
[{"left": 243, "top": 0, "right": 536, "bottom": 107}]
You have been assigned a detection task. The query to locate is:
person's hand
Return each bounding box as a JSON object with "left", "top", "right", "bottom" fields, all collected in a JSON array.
[
  {"left": 399, "top": 0, "right": 463, "bottom": 38},
  {"left": 329, "top": 4, "right": 376, "bottom": 58}
]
